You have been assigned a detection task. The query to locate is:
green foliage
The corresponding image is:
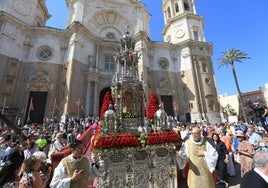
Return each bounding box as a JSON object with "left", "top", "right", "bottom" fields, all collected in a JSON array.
[
  {"left": 138, "top": 132, "right": 148, "bottom": 147},
  {"left": 217, "top": 48, "right": 250, "bottom": 67},
  {"left": 222, "top": 104, "right": 237, "bottom": 118},
  {"left": 217, "top": 48, "right": 250, "bottom": 122}
]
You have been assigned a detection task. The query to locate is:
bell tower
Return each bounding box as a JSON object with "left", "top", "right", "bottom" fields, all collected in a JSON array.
[
  {"left": 162, "top": 0, "right": 205, "bottom": 44},
  {"left": 162, "top": 0, "right": 221, "bottom": 123}
]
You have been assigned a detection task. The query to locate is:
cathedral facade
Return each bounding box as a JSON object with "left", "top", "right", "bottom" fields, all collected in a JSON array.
[{"left": 0, "top": 0, "right": 221, "bottom": 125}]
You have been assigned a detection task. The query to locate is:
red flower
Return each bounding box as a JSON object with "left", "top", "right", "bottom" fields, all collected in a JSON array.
[
  {"left": 92, "top": 133, "right": 141, "bottom": 149},
  {"left": 146, "top": 132, "right": 181, "bottom": 145},
  {"left": 92, "top": 130, "right": 181, "bottom": 149}
]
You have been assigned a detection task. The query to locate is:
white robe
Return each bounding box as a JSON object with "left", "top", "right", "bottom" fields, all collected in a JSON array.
[
  {"left": 50, "top": 154, "right": 102, "bottom": 188},
  {"left": 176, "top": 136, "right": 218, "bottom": 173}
]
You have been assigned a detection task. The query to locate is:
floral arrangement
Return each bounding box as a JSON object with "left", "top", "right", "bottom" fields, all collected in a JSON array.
[
  {"left": 146, "top": 132, "right": 181, "bottom": 145},
  {"left": 99, "top": 91, "right": 113, "bottom": 119},
  {"left": 146, "top": 92, "right": 159, "bottom": 118},
  {"left": 91, "top": 133, "right": 140, "bottom": 149},
  {"left": 91, "top": 127, "right": 181, "bottom": 150}
]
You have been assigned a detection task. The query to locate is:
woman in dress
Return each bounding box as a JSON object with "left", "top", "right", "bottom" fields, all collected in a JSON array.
[
  {"left": 209, "top": 132, "right": 229, "bottom": 187},
  {"left": 236, "top": 130, "right": 254, "bottom": 177}
]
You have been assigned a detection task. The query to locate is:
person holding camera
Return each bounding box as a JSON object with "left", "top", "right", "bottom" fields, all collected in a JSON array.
[
  {"left": 19, "top": 154, "right": 45, "bottom": 188},
  {"left": 262, "top": 106, "right": 268, "bottom": 127},
  {"left": 32, "top": 151, "right": 52, "bottom": 187}
]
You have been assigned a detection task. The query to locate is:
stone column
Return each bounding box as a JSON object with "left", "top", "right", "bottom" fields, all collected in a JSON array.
[
  {"left": 93, "top": 82, "right": 98, "bottom": 117},
  {"left": 85, "top": 81, "right": 92, "bottom": 116}
]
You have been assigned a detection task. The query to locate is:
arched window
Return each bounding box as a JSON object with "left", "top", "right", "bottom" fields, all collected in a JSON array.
[
  {"left": 184, "top": 0, "right": 190, "bottom": 11},
  {"left": 167, "top": 7, "right": 171, "bottom": 18},
  {"left": 208, "top": 101, "right": 215, "bottom": 111},
  {"left": 106, "top": 32, "right": 115, "bottom": 40},
  {"left": 193, "top": 31, "right": 198, "bottom": 41},
  {"left": 175, "top": 3, "right": 179, "bottom": 13},
  {"left": 202, "top": 63, "right": 207, "bottom": 72}
]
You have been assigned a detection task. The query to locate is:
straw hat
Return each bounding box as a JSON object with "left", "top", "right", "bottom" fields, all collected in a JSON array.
[{"left": 236, "top": 130, "right": 246, "bottom": 137}]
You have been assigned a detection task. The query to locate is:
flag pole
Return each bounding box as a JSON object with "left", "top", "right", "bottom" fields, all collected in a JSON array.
[
  {"left": 52, "top": 98, "right": 57, "bottom": 118},
  {"left": 1, "top": 96, "right": 6, "bottom": 114},
  {"left": 27, "top": 97, "right": 33, "bottom": 123},
  {"left": 77, "top": 98, "right": 80, "bottom": 118}
]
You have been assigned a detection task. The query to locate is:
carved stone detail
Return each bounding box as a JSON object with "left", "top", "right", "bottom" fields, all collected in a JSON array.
[
  {"left": 28, "top": 70, "right": 51, "bottom": 91},
  {"left": 158, "top": 79, "right": 172, "bottom": 95},
  {"left": 14, "top": 1, "right": 29, "bottom": 16},
  {"left": 96, "top": 146, "right": 178, "bottom": 188}
]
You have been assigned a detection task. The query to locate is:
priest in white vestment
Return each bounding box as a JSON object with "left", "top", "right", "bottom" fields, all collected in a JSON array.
[
  {"left": 177, "top": 126, "right": 218, "bottom": 188},
  {"left": 50, "top": 140, "right": 102, "bottom": 188}
]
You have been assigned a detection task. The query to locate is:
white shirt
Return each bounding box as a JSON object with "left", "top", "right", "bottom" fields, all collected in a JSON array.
[
  {"left": 254, "top": 168, "right": 268, "bottom": 183},
  {"left": 24, "top": 149, "right": 32, "bottom": 159},
  {"left": 53, "top": 139, "right": 65, "bottom": 152},
  {"left": 180, "top": 130, "right": 190, "bottom": 141}
]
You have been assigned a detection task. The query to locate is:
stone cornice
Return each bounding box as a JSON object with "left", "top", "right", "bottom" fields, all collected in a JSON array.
[
  {"left": 162, "top": 13, "right": 204, "bottom": 35},
  {"left": 0, "top": 11, "right": 28, "bottom": 29},
  {"left": 65, "top": 21, "right": 103, "bottom": 42},
  {"left": 39, "top": 0, "right": 51, "bottom": 21},
  {"left": 134, "top": 31, "right": 150, "bottom": 43},
  {"left": 0, "top": 11, "right": 64, "bottom": 36}
]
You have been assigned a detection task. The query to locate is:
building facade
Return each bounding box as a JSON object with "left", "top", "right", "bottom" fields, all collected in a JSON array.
[
  {"left": 241, "top": 87, "right": 266, "bottom": 123},
  {"left": 218, "top": 84, "right": 268, "bottom": 123},
  {"left": 0, "top": 0, "right": 221, "bottom": 125}
]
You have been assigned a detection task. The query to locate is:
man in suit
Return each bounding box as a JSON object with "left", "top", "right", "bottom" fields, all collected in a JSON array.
[{"left": 240, "top": 150, "right": 268, "bottom": 188}]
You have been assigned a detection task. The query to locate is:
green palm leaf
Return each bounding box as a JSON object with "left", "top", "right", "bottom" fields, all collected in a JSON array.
[{"left": 217, "top": 48, "right": 250, "bottom": 122}]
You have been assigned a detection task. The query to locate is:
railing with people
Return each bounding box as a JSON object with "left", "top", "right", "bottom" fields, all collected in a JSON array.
[{"left": 50, "top": 127, "right": 94, "bottom": 168}]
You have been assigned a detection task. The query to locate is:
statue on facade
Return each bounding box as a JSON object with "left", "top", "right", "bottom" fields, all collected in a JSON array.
[{"left": 104, "top": 104, "right": 117, "bottom": 132}]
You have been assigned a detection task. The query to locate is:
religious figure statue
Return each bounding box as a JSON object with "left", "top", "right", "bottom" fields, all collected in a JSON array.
[
  {"left": 153, "top": 104, "right": 167, "bottom": 132},
  {"left": 104, "top": 104, "right": 117, "bottom": 132}
]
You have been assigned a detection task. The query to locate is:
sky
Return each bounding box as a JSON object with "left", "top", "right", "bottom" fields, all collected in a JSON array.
[{"left": 46, "top": 0, "right": 268, "bottom": 96}]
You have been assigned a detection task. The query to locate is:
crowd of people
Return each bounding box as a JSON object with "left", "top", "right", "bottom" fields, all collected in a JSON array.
[
  {"left": 175, "top": 121, "right": 268, "bottom": 188},
  {"left": 0, "top": 115, "right": 268, "bottom": 188},
  {"left": 0, "top": 116, "right": 100, "bottom": 188}
]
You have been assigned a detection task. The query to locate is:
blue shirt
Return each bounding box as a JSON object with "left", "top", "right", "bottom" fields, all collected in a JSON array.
[{"left": 248, "top": 132, "right": 262, "bottom": 146}]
